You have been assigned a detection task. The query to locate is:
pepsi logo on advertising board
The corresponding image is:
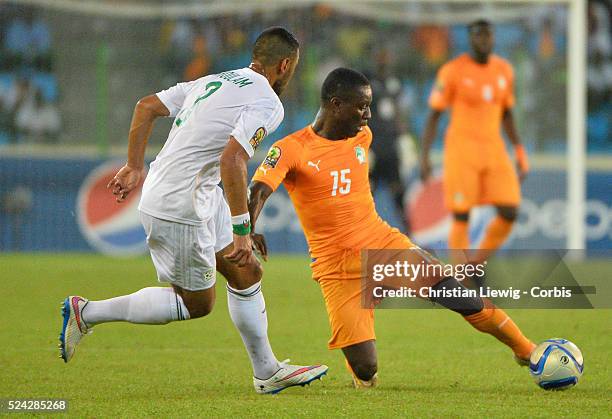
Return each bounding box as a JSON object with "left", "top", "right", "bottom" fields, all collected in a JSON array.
[
  {"left": 406, "top": 175, "right": 451, "bottom": 248},
  {"left": 77, "top": 161, "right": 147, "bottom": 256}
]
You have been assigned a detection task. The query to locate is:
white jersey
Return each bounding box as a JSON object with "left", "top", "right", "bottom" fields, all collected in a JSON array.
[{"left": 139, "top": 67, "right": 284, "bottom": 225}]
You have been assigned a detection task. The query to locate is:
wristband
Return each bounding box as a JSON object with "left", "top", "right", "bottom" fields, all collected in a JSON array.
[
  {"left": 514, "top": 144, "right": 529, "bottom": 172},
  {"left": 232, "top": 213, "right": 251, "bottom": 236}
]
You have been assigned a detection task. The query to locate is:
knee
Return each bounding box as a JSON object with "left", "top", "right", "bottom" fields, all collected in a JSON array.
[
  {"left": 352, "top": 361, "right": 378, "bottom": 381},
  {"left": 496, "top": 206, "right": 518, "bottom": 222},
  {"left": 453, "top": 212, "right": 470, "bottom": 222},
  {"left": 176, "top": 288, "right": 215, "bottom": 319},
  {"left": 251, "top": 260, "right": 263, "bottom": 282},
  {"left": 242, "top": 259, "right": 263, "bottom": 287},
  {"left": 186, "top": 298, "right": 214, "bottom": 319},
  {"left": 225, "top": 259, "right": 263, "bottom": 290},
  {"left": 431, "top": 277, "right": 484, "bottom": 316}
]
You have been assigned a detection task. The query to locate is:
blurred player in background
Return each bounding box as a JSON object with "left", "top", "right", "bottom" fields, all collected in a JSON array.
[
  {"left": 420, "top": 19, "right": 529, "bottom": 266},
  {"left": 367, "top": 50, "right": 410, "bottom": 233},
  {"left": 249, "top": 68, "right": 535, "bottom": 388},
  {"left": 59, "top": 27, "right": 327, "bottom": 394}
]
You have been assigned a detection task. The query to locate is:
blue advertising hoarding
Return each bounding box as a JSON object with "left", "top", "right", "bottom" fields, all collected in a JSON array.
[{"left": 0, "top": 157, "right": 610, "bottom": 254}]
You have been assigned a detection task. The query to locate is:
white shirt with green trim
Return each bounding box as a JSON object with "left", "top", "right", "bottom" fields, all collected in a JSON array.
[{"left": 139, "top": 67, "right": 283, "bottom": 225}]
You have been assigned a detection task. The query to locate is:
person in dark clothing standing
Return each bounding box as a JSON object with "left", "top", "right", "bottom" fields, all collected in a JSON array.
[{"left": 367, "top": 51, "right": 411, "bottom": 233}]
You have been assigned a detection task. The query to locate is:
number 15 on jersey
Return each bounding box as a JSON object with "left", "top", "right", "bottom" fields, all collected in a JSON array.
[{"left": 331, "top": 169, "right": 351, "bottom": 196}]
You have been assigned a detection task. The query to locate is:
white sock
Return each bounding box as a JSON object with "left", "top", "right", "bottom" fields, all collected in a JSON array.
[
  {"left": 227, "top": 281, "right": 280, "bottom": 379},
  {"left": 82, "top": 287, "right": 190, "bottom": 326}
]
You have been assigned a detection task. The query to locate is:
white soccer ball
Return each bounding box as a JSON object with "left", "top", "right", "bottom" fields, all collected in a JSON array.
[{"left": 529, "top": 338, "right": 584, "bottom": 390}]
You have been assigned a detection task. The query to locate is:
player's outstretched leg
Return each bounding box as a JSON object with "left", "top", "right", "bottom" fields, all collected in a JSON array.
[
  {"left": 342, "top": 340, "right": 378, "bottom": 388},
  {"left": 462, "top": 299, "right": 535, "bottom": 364},
  {"left": 429, "top": 276, "right": 535, "bottom": 363},
  {"left": 59, "top": 286, "right": 210, "bottom": 363},
  {"left": 216, "top": 245, "right": 328, "bottom": 394}
]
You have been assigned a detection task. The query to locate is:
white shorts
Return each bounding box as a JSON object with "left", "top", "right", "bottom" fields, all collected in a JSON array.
[{"left": 140, "top": 188, "right": 233, "bottom": 291}]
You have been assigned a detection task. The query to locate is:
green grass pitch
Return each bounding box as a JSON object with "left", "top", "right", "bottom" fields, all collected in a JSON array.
[{"left": 1, "top": 254, "right": 610, "bottom": 418}]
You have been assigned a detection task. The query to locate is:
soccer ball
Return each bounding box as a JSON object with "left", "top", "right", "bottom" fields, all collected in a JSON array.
[{"left": 529, "top": 338, "right": 584, "bottom": 390}]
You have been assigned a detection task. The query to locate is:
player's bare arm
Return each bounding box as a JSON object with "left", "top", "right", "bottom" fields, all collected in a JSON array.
[
  {"left": 502, "top": 108, "right": 529, "bottom": 182},
  {"left": 248, "top": 181, "right": 274, "bottom": 260},
  {"left": 420, "top": 109, "right": 443, "bottom": 182},
  {"left": 220, "top": 136, "right": 255, "bottom": 267},
  {"left": 107, "top": 94, "right": 169, "bottom": 202}
]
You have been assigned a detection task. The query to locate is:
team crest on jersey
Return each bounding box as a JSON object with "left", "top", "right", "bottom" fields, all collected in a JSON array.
[
  {"left": 249, "top": 126, "right": 267, "bottom": 150},
  {"left": 355, "top": 146, "right": 366, "bottom": 164},
  {"left": 203, "top": 267, "right": 215, "bottom": 281},
  {"left": 261, "top": 146, "right": 281, "bottom": 172}
]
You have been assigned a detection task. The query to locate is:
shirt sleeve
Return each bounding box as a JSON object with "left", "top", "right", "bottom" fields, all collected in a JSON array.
[
  {"left": 251, "top": 138, "right": 300, "bottom": 192},
  {"left": 156, "top": 81, "right": 197, "bottom": 117},
  {"left": 503, "top": 63, "right": 516, "bottom": 109},
  {"left": 428, "top": 63, "right": 454, "bottom": 111},
  {"left": 231, "top": 98, "right": 284, "bottom": 158}
]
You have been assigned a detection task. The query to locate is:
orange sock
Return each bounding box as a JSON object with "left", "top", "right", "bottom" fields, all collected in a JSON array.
[
  {"left": 464, "top": 301, "right": 535, "bottom": 360},
  {"left": 474, "top": 216, "right": 513, "bottom": 262},
  {"left": 449, "top": 220, "right": 470, "bottom": 249},
  {"left": 480, "top": 215, "right": 513, "bottom": 249}
]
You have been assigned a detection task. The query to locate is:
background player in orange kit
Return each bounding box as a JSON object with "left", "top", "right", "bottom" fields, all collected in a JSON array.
[
  {"left": 420, "top": 19, "right": 529, "bottom": 265},
  {"left": 248, "top": 68, "right": 535, "bottom": 388}
]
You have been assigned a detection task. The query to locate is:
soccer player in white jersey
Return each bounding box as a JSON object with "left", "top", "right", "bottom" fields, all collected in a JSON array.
[{"left": 59, "top": 27, "right": 327, "bottom": 394}]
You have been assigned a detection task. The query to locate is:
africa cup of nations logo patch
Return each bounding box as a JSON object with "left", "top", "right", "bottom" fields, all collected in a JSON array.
[
  {"left": 355, "top": 145, "right": 366, "bottom": 164},
  {"left": 249, "top": 126, "right": 267, "bottom": 150},
  {"left": 259, "top": 146, "right": 281, "bottom": 174}
]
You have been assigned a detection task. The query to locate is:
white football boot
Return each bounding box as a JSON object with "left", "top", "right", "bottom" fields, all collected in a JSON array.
[
  {"left": 253, "top": 360, "right": 328, "bottom": 394},
  {"left": 59, "top": 296, "right": 91, "bottom": 363}
]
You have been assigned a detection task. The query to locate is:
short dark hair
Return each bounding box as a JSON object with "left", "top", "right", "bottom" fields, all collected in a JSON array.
[
  {"left": 468, "top": 19, "right": 492, "bottom": 33},
  {"left": 321, "top": 68, "right": 370, "bottom": 102},
  {"left": 252, "top": 27, "right": 299, "bottom": 66}
]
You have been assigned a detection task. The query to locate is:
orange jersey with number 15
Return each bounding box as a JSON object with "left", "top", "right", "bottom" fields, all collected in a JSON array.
[{"left": 252, "top": 125, "right": 395, "bottom": 259}]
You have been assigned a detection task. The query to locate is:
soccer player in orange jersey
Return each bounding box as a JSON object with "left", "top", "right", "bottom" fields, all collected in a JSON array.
[
  {"left": 248, "top": 68, "right": 535, "bottom": 388},
  {"left": 420, "top": 19, "right": 529, "bottom": 266}
]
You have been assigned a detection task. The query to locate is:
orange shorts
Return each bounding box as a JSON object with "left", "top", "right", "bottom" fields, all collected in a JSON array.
[
  {"left": 443, "top": 148, "right": 520, "bottom": 213},
  {"left": 312, "top": 228, "right": 415, "bottom": 349}
]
